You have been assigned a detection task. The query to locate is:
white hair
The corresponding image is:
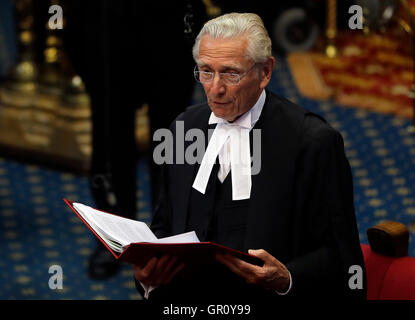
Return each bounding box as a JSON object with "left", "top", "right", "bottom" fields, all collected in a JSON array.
[{"left": 192, "top": 13, "right": 272, "bottom": 64}]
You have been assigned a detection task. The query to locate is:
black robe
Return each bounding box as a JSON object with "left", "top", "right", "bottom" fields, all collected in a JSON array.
[{"left": 139, "top": 90, "right": 366, "bottom": 303}]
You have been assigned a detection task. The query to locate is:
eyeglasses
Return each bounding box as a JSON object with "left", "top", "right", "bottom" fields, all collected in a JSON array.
[{"left": 194, "top": 64, "right": 257, "bottom": 86}]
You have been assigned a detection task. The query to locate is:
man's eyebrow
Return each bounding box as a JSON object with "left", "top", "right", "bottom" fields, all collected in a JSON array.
[
  {"left": 197, "top": 62, "right": 243, "bottom": 72},
  {"left": 222, "top": 65, "right": 243, "bottom": 72},
  {"left": 197, "top": 62, "right": 211, "bottom": 69}
]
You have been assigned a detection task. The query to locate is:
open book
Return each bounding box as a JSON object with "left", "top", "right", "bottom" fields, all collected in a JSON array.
[{"left": 64, "top": 199, "right": 263, "bottom": 266}]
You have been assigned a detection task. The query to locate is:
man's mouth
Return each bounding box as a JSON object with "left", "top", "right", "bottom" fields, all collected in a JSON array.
[{"left": 212, "top": 101, "right": 230, "bottom": 105}]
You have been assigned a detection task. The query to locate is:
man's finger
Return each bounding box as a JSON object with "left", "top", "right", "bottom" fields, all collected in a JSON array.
[
  {"left": 164, "top": 255, "right": 179, "bottom": 272},
  {"left": 150, "top": 254, "right": 173, "bottom": 281},
  {"left": 248, "top": 249, "right": 271, "bottom": 262},
  {"left": 155, "top": 254, "right": 172, "bottom": 270},
  {"left": 163, "top": 262, "right": 186, "bottom": 285},
  {"left": 216, "top": 253, "right": 258, "bottom": 279},
  {"left": 156, "top": 256, "right": 179, "bottom": 284},
  {"left": 134, "top": 257, "right": 158, "bottom": 282}
]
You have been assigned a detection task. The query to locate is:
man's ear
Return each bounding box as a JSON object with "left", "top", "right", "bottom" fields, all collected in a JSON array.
[{"left": 259, "top": 56, "right": 275, "bottom": 89}]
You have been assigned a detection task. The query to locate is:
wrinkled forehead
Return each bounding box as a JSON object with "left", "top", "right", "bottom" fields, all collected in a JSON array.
[{"left": 197, "top": 35, "right": 252, "bottom": 69}]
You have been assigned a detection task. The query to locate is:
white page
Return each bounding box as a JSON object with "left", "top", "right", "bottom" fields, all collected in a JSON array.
[
  {"left": 80, "top": 212, "right": 126, "bottom": 252},
  {"left": 155, "top": 231, "right": 200, "bottom": 244},
  {"left": 73, "top": 203, "right": 157, "bottom": 247}
]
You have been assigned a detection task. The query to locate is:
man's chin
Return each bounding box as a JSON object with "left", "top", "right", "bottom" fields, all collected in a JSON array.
[
  {"left": 212, "top": 111, "right": 233, "bottom": 122},
  {"left": 209, "top": 106, "right": 229, "bottom": 119}
]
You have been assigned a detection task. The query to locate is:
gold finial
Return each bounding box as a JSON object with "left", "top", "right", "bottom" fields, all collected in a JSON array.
[
  {"left": 325, "top": 0, "right": 338, "bottom": 58},
  {"left": 202, "top": 0, "right": 221, "bottom": 18}
]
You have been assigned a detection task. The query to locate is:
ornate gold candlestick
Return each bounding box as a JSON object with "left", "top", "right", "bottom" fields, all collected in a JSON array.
[
  {"left": 325, "top": 0, "right": 337, "bottom": 58},
  {"left": 0, "top": 0, "right": 92, "bottom": 172},
  {"left": 29, "top": 0, "right": 64, "bottom": 148},
  {"left": 53, "top": 74, "right": 92, "bottom": 171}
]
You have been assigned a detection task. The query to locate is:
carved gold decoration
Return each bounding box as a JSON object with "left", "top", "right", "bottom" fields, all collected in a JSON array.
[{"left": 0, "top": 0, "right": 92, "bottom": 172}]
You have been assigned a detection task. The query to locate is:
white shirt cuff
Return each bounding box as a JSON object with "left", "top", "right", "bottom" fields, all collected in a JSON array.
[
  {"left": 274, "top": 270, "right": 292, "bottom": 295},
  {"left": 140, "top": 282, "right": 157, "bottom": 299}
]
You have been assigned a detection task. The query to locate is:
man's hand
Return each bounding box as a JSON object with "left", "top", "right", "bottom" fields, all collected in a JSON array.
[
  {"left": 132, "top": 254, "right": 185, "bottom": 287},
  {"left": 216, "top": 249, "right": 290, "bottom": 293}
]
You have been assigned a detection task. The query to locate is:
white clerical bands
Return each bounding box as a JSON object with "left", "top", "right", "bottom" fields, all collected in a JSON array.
[
  {"left": 192, "top": 90, "right": 266, "bottom": 201},
  {"left": 192, "top": 122, "right": 252, "bottom": 200}
]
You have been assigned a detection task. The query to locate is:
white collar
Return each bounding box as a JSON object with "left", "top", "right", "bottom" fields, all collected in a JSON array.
[{"left": 208, "top": 90, "right": 266, "bottom": 129}]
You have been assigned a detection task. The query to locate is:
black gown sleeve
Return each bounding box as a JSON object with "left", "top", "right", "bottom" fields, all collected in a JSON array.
[
  {"left": 149, "top": 111, "right": 187, "bottom": 238},
  {"left": 285, "top": 115, "right": 366, "bottom": 299}
]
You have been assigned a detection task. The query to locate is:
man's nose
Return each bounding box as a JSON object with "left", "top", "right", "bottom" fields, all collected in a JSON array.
[{"left": 210, "top": 74, "right": 226, "bottom": 95}]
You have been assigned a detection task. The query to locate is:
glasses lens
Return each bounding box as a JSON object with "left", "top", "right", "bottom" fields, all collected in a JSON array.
[
  {"left": 193, "top": 68, "right": 241, "bottom": 85},
  {"left": 223, "top": 73, "right": 240, "bottom": 85},
  {"left": 200, "top": 71, "right": 213, "bottom": 83}
]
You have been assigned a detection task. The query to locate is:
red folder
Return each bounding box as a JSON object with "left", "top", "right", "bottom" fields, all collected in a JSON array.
[{"left": 64, "top": 199, "right": 264, "bottom": 267}]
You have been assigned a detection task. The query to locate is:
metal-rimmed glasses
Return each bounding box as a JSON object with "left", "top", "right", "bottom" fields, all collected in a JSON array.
[{"left": 193, "top": 64, "right": 257, "bottom": 85}]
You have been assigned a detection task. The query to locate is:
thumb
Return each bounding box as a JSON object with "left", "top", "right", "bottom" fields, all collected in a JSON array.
[{"left": 248, "top": 249, "right": 269, "bottom": 260}]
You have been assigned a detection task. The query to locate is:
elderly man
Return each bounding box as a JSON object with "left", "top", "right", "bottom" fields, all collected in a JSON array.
[{"left": 133, "top": 13, "right": 365, "bottom": 302}]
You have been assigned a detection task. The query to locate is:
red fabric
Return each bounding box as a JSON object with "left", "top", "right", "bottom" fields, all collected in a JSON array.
[
  {"left": 361, "top": 243, "right": 415, "bottom": 300},
  {"left": 379, "top": 257, "right": 415, "bottom": 300},
  {"left": 361, "top": 244, "right": 395, "bottom": 299}
]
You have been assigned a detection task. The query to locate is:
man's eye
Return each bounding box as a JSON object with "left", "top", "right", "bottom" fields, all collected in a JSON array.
[{"left": 199, "top": 72, "right": 212, "bottom": 80}]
